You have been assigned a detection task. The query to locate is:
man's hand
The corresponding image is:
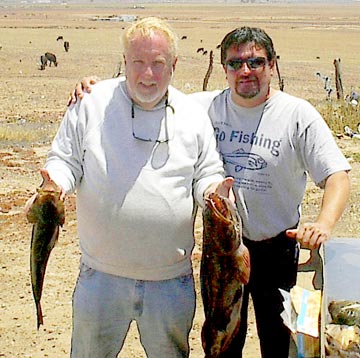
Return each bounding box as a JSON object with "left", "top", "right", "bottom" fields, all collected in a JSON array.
[
  {"left": 204, "top": 177, "right": 235, "bottom": 202},
  {"left": 286, "top": 223, "right": 330, "bottom": 250},
  {"left": 67, "top": 76, "right": 101, "bottom": 106},
  {"left": 24, "top": 168, "right": 66, "bottom": 216}
]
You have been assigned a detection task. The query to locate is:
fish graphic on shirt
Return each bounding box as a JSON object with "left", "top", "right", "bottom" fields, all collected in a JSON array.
[{"left": 222, "top": 149, "right": 267, "bottom": 172}]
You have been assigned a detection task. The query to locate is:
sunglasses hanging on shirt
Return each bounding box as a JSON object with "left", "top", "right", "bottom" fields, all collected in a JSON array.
[{"left": 131, "top": 93, "right": 175, "bottom": 143}]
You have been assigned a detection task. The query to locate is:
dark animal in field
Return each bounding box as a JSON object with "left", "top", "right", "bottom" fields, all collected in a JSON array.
[
  {"left": 181, "top": 35, "right": 187, "bottom": 40},
  {"left": 56, "top": 36, "right": 63, "bottom": 41},
  {"left": 203, "top": 50, "right": 208, "bottom": 55},
  {"left": 64, "top": 41, "right": 70, "bottom": 52},
  {"left": 197, "top": 47, "right": 204, "bottom": 53},
  {"left": 45, "top": 52, "right": 58, "bottom": 67},
  {"left": 39, "top": 55, "right": 47, "bottom": 70}
]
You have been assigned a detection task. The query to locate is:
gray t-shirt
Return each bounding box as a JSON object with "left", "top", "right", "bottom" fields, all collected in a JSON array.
[{"left": 191, "top": 89, "right": 351, "bottom": 241}]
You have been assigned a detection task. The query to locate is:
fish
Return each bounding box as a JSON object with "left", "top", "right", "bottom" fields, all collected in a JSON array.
[
  {"left": 200, "top": 192, "right": 250, "bottom": 357},
  {"left": 222, "top": 149, "right": 267, "bottom": 172},
  {"left": 26, "top": 171, "right": 65, "bottom": 329},
  {"left": 328, "top": 300, "right": 360, "bottom": 327}
]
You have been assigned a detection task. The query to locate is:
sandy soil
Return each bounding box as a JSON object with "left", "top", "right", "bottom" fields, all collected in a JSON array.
[{"left": 0, "top": 3, "right": 359, "bottom": 357}]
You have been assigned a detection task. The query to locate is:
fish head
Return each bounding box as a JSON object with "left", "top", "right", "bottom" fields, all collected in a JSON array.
[
  {"left": 204, "top": 192, "right": 239, "bottom": 226},
  {"left": 27, "top": 189, "right": 65, "bottom": 226},
  {"left": 204, "top": 193, "right": 242, "bottom": 254}
]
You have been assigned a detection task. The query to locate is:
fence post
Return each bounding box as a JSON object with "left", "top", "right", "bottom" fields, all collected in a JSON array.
[
  {"left": 203, "top": 50, "right": 214, "bottom": 91},
  {"left": 275, "top": 57, "right": 284, "bottom": 91},
  {"left": 333, "top": 58, "right": 344, "bottom": 100}
]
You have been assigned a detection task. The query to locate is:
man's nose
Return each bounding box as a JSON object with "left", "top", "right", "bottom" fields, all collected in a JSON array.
[
  {"left": 240, "top": 61, "right": 252, "bottom": 73},
  {"left": 143, "top": 65, "right": 154, "bottom": 76}
]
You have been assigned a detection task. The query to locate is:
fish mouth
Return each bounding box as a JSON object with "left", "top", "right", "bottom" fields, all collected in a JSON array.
[
  {"left": 37, "top": 188, "right": 61, "bottom": 195},
  {"left": 205, "top": 193, "right": 238, "bottom": 225}
]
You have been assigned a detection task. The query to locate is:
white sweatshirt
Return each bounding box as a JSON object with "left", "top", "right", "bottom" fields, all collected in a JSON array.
[{"left": 45, "top": 78, "right": 224, "bottom": 280}]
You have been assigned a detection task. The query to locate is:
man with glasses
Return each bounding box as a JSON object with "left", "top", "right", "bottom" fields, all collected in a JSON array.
[
  {"left": 25, "top": 17, "right": 233, "bottom": 358},
  {"left": 192, "top": 26, "right": 351, "bottom": 358},
  {"left": 69, "top": 26, "right": 350, "bottom": 357}
]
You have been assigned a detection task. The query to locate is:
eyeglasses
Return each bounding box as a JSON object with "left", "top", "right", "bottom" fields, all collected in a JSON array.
[
  {"left": 131, "top": 94, "right": 175, "bottom": 143},
  {"left": 225, "top": 57, "right": 267, "bottom": 71}
]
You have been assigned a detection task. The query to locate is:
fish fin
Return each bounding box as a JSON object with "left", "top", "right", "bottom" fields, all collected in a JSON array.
[
  {"left": 36, "top": 301, "right": 43, "bottom": 330},
  {"left": 51, "top": 226, "right": 60, "bottom": 247},
  {"left": 237, "top": 244, "right": 250, "bottom": 285},
  {"left": 58, "top": 203, "right": 65, "bottom": 226},
  {"left": 26, "top": 195, "right": 41, "bottom": 223}
]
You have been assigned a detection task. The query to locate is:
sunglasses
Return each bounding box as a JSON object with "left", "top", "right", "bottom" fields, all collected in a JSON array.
[
  {"left": 225, "top": 57, "right": 267, "bottom": 71},
  {"left": 131, "top": 95, "right": 175, "bottom": 143}
]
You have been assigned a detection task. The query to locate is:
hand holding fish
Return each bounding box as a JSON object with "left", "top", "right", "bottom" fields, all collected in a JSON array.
[
  {"left": 24, "top": 169, "right": 65, "bottom": 216},
  {"left": 203, "top": 177, "right": 235, "bottom": 203}
]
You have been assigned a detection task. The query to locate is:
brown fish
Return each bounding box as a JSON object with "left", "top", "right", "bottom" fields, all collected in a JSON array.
[
  {"left": 201, "top": 192, "right": 250, "bottom": 357},
  {"left": 26, "top": 171, "right": 65, "bottom": 329}
]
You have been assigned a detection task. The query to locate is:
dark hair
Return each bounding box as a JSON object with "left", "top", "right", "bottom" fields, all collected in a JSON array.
[{"left": 220, "top": 26, "right": 276, "bottom": 64}]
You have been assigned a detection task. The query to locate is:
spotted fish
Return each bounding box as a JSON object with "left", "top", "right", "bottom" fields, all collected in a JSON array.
[
  {"left": 201, "top": 192, "right": 250, "bottom": 357},
  {"left": 329, "top": 300, "right": 360, "bottom": 326},
  {"left": 26, "top": 172, "right": 65, "bottom": 329}
]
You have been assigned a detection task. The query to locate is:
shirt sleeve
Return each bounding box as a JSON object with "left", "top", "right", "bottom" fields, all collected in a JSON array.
[
  {"left": 45, "top": 103, "right": 85, "bottom": 193},
  {"left": 191, "top": 102, "right": 225, "bottom": 207}
]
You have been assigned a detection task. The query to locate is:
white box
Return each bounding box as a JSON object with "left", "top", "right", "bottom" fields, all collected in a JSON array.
[{"left": 291, "top": 237, "right": 360, "bottom": 358}]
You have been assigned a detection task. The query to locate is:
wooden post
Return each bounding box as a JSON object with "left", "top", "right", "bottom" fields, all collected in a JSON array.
[
  {"left": 203, "top": 50, "right": 214, "bottom": 91},
  {"left": 333, "top": 58, "right": 344, "bottom": 100},
  {"left": 275, "top": 57, "right": 284, "bottom": 91}
]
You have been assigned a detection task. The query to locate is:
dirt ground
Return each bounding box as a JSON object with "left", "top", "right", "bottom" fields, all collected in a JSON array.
[{"left": 0, "top": 3, "right": 360, "bottom": 357}]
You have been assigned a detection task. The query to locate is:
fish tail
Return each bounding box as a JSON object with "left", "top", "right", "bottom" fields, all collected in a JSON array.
[{"left": 36, "top": 301, "right": 44, "bottom": 330}]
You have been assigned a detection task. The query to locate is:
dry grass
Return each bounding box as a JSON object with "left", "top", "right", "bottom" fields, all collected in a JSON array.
[{"left": 0, "top": 3, "right": 360, "bottom": 145}]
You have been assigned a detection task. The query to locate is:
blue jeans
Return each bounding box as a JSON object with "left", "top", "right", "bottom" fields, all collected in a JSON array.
[{"left": 71, "top": 262, "right": 196, "bottom": 358}]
